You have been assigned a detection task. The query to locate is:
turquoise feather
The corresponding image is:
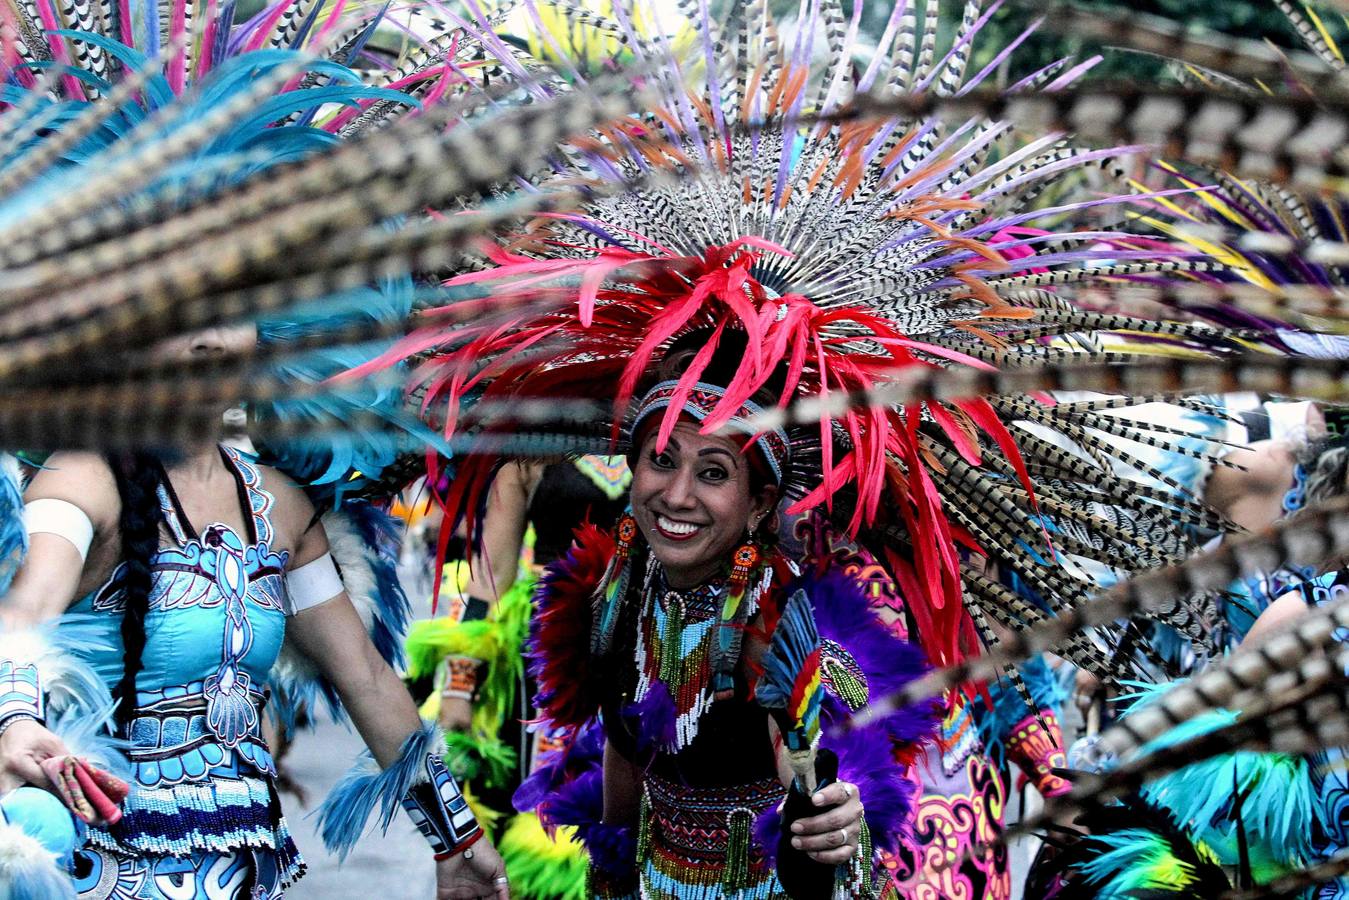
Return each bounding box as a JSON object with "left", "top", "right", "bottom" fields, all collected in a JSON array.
[
  {"left": 1121, "top": 681, "right": 1319, "bottom": 875},
  {"left": 315, "top": 719, "right": 441, "bottom": 860}
]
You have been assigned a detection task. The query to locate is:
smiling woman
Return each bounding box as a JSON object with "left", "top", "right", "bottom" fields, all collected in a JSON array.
[{"left": 500, "top": 334, "right": 937, "bottom": 899}]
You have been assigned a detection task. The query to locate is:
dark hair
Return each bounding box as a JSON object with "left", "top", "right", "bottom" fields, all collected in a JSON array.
[
  {"left": 656, "top": 329, "right": 788, "bottom": 403},
  {"left": 107, "top": 453, "right": 165, "bottom": 725}
]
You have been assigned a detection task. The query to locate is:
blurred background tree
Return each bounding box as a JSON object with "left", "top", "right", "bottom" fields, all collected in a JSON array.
[{"left": 720, "top": 0, "right": 1348, "bottom": 84}]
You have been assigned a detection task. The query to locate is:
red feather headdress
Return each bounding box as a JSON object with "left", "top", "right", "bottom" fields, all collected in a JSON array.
[{"left": 349, "top": 1, "right": 1240, "bottom": 671}]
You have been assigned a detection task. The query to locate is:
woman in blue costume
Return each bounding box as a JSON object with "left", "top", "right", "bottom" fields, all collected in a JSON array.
[
  {"left": 0, "top": 0, "right": 528, "bottom": 889},
  {"left": 0, "top": 325, "right": 511, "bottom": 900},
  {"left": 1235, "top": 433, "right": 1349, "bottom": 899}
]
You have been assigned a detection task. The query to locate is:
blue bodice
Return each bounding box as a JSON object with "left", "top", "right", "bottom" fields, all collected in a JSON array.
[
  {"left": 69, "top": 447, "right": 288, "bottom": 699},
  {"left": 59, "top": 448, "right": 301, "bottom": 883}
]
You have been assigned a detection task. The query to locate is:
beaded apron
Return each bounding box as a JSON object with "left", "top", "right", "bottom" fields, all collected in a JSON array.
[{"left": 637, "top": 773, "right": 786, "bottom": 900}]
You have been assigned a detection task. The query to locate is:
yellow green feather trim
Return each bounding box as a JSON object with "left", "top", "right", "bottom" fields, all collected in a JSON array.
[{"left": 499, "top": 812, "right": 588, "bottom": 900}]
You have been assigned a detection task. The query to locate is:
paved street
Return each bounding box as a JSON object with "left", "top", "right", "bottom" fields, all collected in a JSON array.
[{"left": 280, "top": 718, "right": 436, "bottom": 899}]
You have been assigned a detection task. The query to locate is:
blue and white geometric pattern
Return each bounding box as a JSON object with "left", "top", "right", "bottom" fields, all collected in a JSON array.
[{"left": 0, "top": 658, "right": 43, "bottom": 725}]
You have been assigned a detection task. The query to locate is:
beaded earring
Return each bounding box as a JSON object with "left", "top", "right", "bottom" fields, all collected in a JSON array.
[
  {"left": 712, "top": 539, "right": 764, "bottom": 697},
  {"left": 592, "top": 514, "right": 640, "bottom": 657},
  {"left": 724, "top": 541, "right": 761, "bottom": 621}
]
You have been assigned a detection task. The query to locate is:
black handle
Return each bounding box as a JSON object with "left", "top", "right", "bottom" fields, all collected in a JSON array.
[{"left": 775, "top": 749, "right": 840, "bottom": 900}]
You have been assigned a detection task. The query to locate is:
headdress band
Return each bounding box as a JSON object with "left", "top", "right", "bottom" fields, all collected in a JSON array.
[{"left": 631, "top": 381, "right": 789, "bottom": 485}]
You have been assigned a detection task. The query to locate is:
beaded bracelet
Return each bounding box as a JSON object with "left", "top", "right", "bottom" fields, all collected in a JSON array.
[
  {"left": 439, "top": 656, "right": 481, "bottom": 702},
  {"left": 0, "top": 711, "right": 40, "bottom": 743}
]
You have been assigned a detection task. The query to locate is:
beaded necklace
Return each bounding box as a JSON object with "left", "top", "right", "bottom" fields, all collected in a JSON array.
[{"left": 631, "top": 541, "right": 772, "bottom": 752}]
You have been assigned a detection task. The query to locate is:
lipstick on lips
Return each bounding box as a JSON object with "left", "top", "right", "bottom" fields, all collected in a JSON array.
[{"left": 655, "top": 514, "right": 702, "bottom": 542}]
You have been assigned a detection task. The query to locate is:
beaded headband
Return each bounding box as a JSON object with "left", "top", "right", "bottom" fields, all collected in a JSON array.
[{"left": 630, "top": 381, "right": 790, "bottom": 485}]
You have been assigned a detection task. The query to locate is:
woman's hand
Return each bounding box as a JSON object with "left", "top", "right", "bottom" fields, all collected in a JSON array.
[
  {"left": 1073, "top": 668, "right": 1101, "bottom": 713},
  {"left": 438, "top": 697, "right": 474, "bottom": 733},
  {"left": 789, "top": 780, "right": 865, "bottom": 865},
  {"left": 436, "top": 843, "right": 510, "bottom": 899},
  {"left": 0, "top": 717, "right": 70, "bottom": 793}
]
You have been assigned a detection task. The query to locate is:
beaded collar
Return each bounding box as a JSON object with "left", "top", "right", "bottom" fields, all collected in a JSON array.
[{"left": 630, "top": 550, "right": 773, "bottom": 752}]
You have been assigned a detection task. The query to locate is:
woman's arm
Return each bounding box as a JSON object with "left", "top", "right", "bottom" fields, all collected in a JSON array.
[
  {"left": 1239, "top": 590, "right": 1309, "bottom": 649},
  {"left": 463, "top": 462, "right": 539, "bottom": 604},
  {"left": 1, "top": 452, "right": 120, "bottom": 630},
  {"left": 288, "top": 590, "right": 423, "bottom": 766},
  {"left": 281, "top": 509, "right": 508, "bottom": 898},
  {"left": 602, "top": 738, "right": 642, "bottom": 826},
  {"left": 439, "top": 463, "right": 538, "bottom": 733},
  {"left": 0, "top": 453, "right": 121, "bottom": 797}
]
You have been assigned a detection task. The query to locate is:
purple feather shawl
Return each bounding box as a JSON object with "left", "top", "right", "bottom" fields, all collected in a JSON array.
[{"left": 516, "top": 565, "right": 937, "bottom": 879}]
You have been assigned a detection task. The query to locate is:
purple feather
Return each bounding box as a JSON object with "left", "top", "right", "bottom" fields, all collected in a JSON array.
[
  {"left": 750, "top": 569, "right": 938, "bottom": 862},
  {"left": 754, "top": 729, "right": 921, "bottom": 862},
  {"left": 912, "top": 0, "right": 1006, "bottom": 93},
  {"left": 514, "top": 719, "right": 604, "bottom": 814},
  {"left": 625, "top": 679, "right": 678, "bottom": 751},
  {"left": 958, "top": 17, "right": 1042, "bottom": 96},
  {"left": 754, "top": 798, "right": 782, "bottom": 863},
  {"left": 856, "top": 0, "right": 911, "bottom": 94},
  {"left": 584, "top": 821, "right": 638, "bottom": 881},
  {"left": 533, "top": 764, "right": 636, "bottom": 879},
  {"left": 802, "top": 569, "right": 936, "bottom": 738},
  {"left": 536, "top": 767, "right": 603, "bottom": 833},
  {"left": 1044, "top": 54, "right": 1105, "bottom": 91}
]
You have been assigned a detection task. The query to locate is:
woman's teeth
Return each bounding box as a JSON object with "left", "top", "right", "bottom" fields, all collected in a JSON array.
[{"left": 657, "top": 515, "right": 699, "bottom": 536}]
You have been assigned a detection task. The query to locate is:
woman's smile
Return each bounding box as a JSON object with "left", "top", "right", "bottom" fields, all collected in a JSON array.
[{"left": 653, "top": 515, "right": 704, "bottom": 541}]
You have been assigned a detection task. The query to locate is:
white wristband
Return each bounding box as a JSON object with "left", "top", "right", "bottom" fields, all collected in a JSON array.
[
  {"left": 284, "top": 552, "right": 344, "bottom": 616},
  {"left": 23, "top": 498, "right": 95, "bottom": 562}
]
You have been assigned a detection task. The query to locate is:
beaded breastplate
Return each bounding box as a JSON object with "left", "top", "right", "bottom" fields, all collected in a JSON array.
[{"left": 631, "top": 549, "right": 774, "bottom": 752}]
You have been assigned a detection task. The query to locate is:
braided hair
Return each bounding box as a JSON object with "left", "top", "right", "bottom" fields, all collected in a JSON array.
[{"left": 107, "top": 453, "right": 165, "bottom": 725}]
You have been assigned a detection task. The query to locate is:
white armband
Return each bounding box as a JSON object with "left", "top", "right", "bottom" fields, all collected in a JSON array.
[
  {"left": 23, "top": 499, "right": 95, "bottom": 562},
  {"left": 284, "top": 552, "right": 344, "bottom": 616}
]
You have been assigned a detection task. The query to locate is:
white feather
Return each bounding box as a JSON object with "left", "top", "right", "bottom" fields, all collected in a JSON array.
[
  {"left": 0, "top": 622, "right": 112, "bottom": 719},
  {"left": 0, "top": 821, "right": 74, "bottom": 900}
]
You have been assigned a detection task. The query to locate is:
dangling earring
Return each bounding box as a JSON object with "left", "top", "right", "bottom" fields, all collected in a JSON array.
[
  {"left": 725, "top": 540, "right": 761, "bottom": 614},
  {"left": 594, "top": 514, "right": 639, "bottom": 655},
  {"left": 717, "top": 537, "right": 764, "bottom": 696}
]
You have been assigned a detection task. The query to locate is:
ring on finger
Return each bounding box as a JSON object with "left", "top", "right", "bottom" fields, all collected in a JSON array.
[
  {"left": 840, "top": 782, "right": 853, "bottom": 801},
  {"left": 836, "top": 827, "right": 847, "bottom": 847},
  {"left": 494, "top": 877, "right": 510, "bottom": 885}
]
